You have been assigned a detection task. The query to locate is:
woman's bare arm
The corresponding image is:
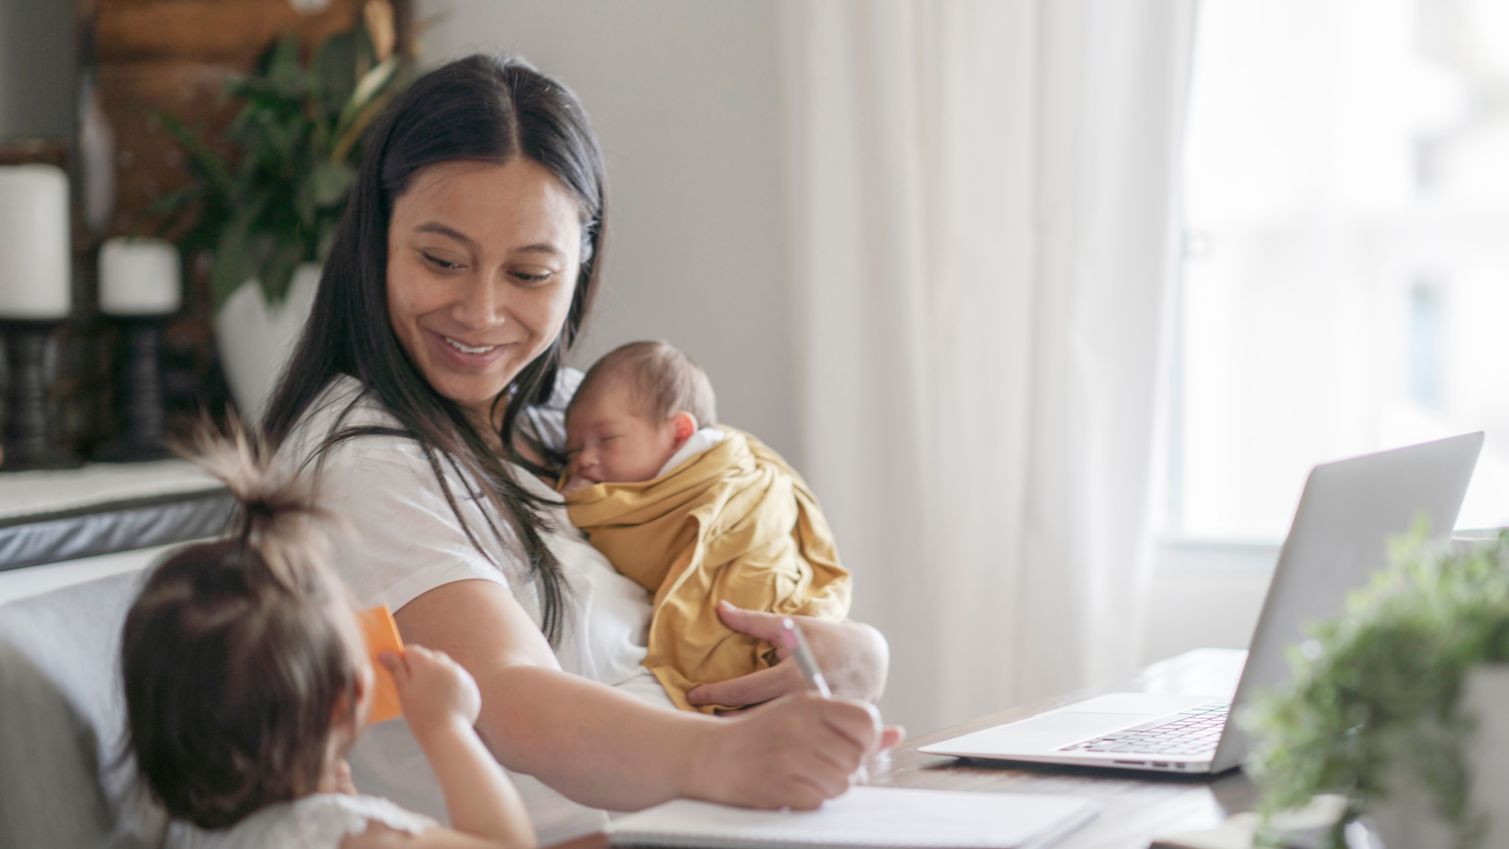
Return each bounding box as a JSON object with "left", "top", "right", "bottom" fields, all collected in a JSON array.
[{"left": 394, "top": 579, "right": 883, "bottom": 812}]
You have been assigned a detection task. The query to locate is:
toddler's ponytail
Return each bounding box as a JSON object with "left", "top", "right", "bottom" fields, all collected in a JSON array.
[
  {"left": 123, "top": 422, "right": 361, "bottom": 829},
  {"left": 182, "top": 422, "right": 340, "bottom": 590}
]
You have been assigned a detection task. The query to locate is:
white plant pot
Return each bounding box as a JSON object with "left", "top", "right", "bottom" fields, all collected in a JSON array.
[
  {"left": 1367, "top": 664, "right": 1509, "bottom": 849},
  {"left": 213, "top": 262, "right": 321, "bottom": 422}
]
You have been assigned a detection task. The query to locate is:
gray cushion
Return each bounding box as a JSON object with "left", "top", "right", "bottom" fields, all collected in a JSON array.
[{"left": 0, "top": 569, "right": 167, "bottom": 848}]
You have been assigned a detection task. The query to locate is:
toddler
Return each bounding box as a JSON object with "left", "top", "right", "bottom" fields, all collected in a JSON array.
[
  {"left": 119, "top": 431, "right": 535, "bottom": 849},
  {"left": 561, "top": 340, "right": 851, "bottom": 712}
]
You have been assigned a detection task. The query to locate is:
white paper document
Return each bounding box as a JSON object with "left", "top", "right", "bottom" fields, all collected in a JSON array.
[{"left": 607, "top": 785, "right": 1098, "bottom": 849}]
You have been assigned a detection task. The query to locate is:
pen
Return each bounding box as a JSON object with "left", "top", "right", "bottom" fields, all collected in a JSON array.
[
  {"left": 782, "top": 616, "right": 832, "bottom": 697},
  {"left": 783, "top": 616, "right": 879, "bottom": 785}
]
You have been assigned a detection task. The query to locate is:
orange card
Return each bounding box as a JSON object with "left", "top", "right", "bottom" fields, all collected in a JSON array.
[{"left": 356, "top": 605, "right": 404, "bottom": 725}]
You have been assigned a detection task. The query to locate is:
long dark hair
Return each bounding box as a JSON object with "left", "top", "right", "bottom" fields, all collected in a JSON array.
[{"left": 262, "top": 55, "right": 606, "bottom": 644}]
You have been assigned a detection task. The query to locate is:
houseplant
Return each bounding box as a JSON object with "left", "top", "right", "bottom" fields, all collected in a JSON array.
[
  {"left": 1243, "top": 526, "right": 1509, "bottom": 849},
  {"left": 156, "top": 1, "right": 411, "bottom": 415}
]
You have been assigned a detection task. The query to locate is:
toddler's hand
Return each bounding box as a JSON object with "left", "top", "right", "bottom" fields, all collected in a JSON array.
[
  {"left": 332, "top": 758, "right": 358, "bottom": 795},
  {"left": 379, "top": 646, "right": 481, "bottom": 736}
]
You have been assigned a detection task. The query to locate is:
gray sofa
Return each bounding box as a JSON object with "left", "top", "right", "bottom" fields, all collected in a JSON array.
[
  {"left": 0, "top": 460, "right": 234, "bottom": 847},
  {"left": 0, "top": 569, "right": 168, "bottom": 848}
]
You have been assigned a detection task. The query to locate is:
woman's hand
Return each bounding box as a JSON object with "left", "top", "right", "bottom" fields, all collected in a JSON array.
[
  {"left": 685, "top": 602, "right": 891, "bottom": 709},
  {"left": 380, "top": 645, "right": 483, "bottom": 738},
  {"left": 686, "top": 691, "right": 893, "bottom": 810}
]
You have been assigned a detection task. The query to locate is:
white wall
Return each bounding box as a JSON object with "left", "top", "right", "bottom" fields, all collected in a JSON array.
[
  {"left": 414, "top": 0, "right": 801, "bottom": 462},
  {"left": 1141, "top": 542, "right": 1276, "bottom": 664}
]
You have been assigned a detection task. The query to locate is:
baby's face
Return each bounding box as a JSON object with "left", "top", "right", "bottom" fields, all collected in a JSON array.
[{"left": 565, "top": 383, "right": 682, "bottom": 487}]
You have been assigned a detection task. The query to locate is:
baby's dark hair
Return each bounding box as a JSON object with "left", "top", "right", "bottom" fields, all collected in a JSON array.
[
  {"left": 120, "top": 427, "right": 361, "bottom": 829},
  {"left": 570, "top": 340, "right": 717, "bottom": 426}
]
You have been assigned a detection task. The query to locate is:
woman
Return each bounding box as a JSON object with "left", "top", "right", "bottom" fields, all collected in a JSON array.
[{"left": 263, "top": 55, "right": 893, "bottom": 844}]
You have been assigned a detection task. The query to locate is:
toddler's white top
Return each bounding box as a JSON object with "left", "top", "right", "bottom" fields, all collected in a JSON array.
[{"left": 180, "top": 794, "right": 434, "bottom": 849}]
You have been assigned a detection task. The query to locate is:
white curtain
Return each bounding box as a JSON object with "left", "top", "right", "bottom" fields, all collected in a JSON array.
[{"left": 779, "top": 0, "right": 1197, "bottom": 733}]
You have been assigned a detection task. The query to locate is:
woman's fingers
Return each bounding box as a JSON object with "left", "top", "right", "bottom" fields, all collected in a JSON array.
[
  {"left": 764, "top": 695, "right": 878, "bottom": 802},
  {"left": 789, "top": 771, "right": 847, "bottom": 809},
  {"left": 686, "top": 661, "right": 804, "bottom": 708},
  {"left": 879, "top": 725, "right": 906, "bottom": 751},
  {"left": 714, "top": 601, "right": 796, "bottom": 653},
  {"left": 818, "top": 702, "right": 881, "bottom": 759},
  {"left": 694, "top": 691, "right": 891, "bottom": 810},
  {"left": 808, "top": 726, "right": 868, "bottom": 778},
  {"left": 779, "top": 699, "right": 873, "bottom": 800},
  {"left": 707, "top": 607, "right": 893, "bottom": 703},
  {"left": 820, "top": 700, "right": 885, "bottom": 776}
]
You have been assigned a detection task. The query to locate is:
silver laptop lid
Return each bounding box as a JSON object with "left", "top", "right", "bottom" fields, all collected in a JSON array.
[{"left": 1211, "top": 431, "right": 1483, "bottom": 772}]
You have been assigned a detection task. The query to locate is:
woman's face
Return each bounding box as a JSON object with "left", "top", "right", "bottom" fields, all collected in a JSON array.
[{"left": 387, "top": 158, "right": 583, "bottom": 424}]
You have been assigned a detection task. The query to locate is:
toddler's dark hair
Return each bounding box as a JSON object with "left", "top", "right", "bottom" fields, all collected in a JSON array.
[
  {"left": 570, "top": 340, "right": 717, "bottom": 427},
  {"left": 120, "top": 427, "right": 361, "bottom": 829}
]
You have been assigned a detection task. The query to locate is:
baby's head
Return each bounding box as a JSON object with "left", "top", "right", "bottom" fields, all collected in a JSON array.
[
  {"left": 565, "top": 340, "right": 717, "bottom": 486},
  {"left": 120, "top": 431, "right": 369, "bottom": 829}
]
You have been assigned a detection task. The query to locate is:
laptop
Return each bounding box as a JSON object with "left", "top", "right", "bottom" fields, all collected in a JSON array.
[{"left": 919, "top": 432, "right": 1484, "bottom": 774}]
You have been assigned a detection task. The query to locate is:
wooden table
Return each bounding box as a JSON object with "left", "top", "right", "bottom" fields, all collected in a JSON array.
[{"left": 557, "top": 648, "right": 1253, "bottom": 849}]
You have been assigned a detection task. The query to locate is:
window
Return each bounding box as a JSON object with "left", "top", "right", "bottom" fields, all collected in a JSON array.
[{"left": 1171, "top": 0, "right": 1509, "bottom": 541}]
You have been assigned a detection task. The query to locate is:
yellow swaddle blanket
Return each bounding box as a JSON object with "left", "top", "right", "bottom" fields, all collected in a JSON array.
[{"left": 563, "top": 428, "right": 851, "bottom": 712}]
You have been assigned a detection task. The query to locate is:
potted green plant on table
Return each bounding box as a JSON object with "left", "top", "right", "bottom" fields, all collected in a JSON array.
[
  {"left": 157, "top": 1, "right": 411, "bottom": 418},
  {"left": 1244, "top": 528, "right": 1509, "bottom": 849}
]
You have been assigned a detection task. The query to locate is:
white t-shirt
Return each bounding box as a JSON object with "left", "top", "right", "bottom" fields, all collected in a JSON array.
[{"left": 280, "top": 375, "right": 672, "bottom": 846}]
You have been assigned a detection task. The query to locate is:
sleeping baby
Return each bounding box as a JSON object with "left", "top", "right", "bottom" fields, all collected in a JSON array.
[{"left": 560, "top": 340, "right": 851, "bottom": 712}]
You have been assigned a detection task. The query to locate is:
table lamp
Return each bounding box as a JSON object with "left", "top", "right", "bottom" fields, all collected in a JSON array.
[
  {"left": 0, "top": 164, "right": 80, "bottom": 471},
  {"left": 95, "top": 236, "right": 182, "bottom": 462}
]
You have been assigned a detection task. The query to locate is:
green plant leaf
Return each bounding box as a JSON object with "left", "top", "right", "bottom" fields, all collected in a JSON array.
[
  {"left": 312, "top": 28, "right": 362, "bottom": 117},
  {"left": 332, "top": 63, "right": 410, "bottom": 164},
  {"left": 209, "top": 202, "right": 262, "bottom": 312},
  {"left": 308, "top": 161, "right": 357, "bottom": 208},
  {"left": 157, "top": 113, "right": 235, "bottom": 199},
  {"left": 224, "top": 89, "right": 303, "bottom": 148},
  {"left": 333, "top": 56, "right": 399, "bottom": 140},
  {"left": 144, "top": 185, "right": 200, "bottom": 217},
  {"left": 315, "top": 223, "right": 338, "bottom": 263},
  {"left": 156, "top": 11, "right": 412, "bottom": 315},
  {"left": 259, "top": 236, "right": 306, "bottom": 306},
  {"left": 1244, "top": 529, "right": 1509, "bottom": 849},
  {"left": 260, "top": 34, "right": 309, "bottom": 100}
]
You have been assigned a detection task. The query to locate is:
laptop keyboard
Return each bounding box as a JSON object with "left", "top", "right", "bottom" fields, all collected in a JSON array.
[{"left": 1057, "top": 702, "right": 1230, "bottom": 756}]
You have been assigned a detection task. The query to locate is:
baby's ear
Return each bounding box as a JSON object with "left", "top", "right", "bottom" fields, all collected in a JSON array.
[{"left": 670, "top": 412, "right": 698, "bottom": 446}]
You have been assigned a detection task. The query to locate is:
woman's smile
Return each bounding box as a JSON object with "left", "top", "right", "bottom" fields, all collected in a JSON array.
[{"left": 427, "top": 329, "right": 516, "bottom": 371}]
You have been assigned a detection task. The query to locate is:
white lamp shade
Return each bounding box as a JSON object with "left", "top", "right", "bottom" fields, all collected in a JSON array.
[
  {"left": 100, "top": 237, "right": 181, "bottom": 315},
  {"left": 0, "top": 164, "right": 71, "bottom": 319}
]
